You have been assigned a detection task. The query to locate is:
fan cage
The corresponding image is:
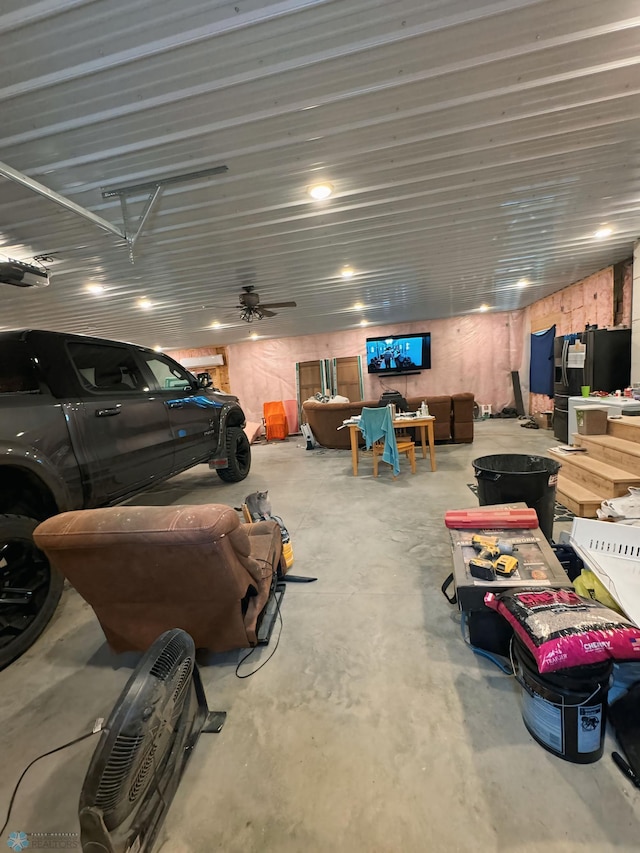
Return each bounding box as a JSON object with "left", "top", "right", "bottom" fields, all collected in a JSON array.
[
  {"left": 89, "top": 635, "right": 195, "bottom": 824},
  {"left": 128, "top": 739, "right": 160, "bottom": 803},
  {"left": 150, "top": 634, "right": 191, "bottom": 680},
  {"left": 95, "top": 734, "right": 145, "bottom": 813},
  {"left": 80, "top": 629, "right": 206, "bottom": 850}
]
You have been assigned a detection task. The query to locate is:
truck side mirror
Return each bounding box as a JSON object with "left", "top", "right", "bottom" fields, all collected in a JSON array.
[{"left": 197, "top": 371, "right": 213, "bottom": 388}]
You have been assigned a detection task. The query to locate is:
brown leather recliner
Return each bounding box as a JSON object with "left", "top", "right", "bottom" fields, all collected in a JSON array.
[{"left": 33, "top": 504, "right": 284, "bottom": 654}]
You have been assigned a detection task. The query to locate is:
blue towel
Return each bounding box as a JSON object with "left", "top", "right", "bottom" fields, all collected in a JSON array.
[{"left": 359, "top": 406, "right": 400, "bottom": 476}]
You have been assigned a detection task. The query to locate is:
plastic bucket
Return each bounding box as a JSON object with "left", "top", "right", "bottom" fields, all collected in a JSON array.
[
  {"left": 512, "top": 638, "right": 611, "bottom": 764},
  {"left": 472, "top": 454, "right": 561, "bottom": 541}
]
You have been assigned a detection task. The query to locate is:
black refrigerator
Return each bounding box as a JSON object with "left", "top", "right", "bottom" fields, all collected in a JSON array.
[{"left": 553, "top": 328, "right": 632, "bottom": 443}]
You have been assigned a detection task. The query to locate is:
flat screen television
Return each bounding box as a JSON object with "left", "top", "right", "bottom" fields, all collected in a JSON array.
[{"left": 365, "top": 332, "right": 431, "bottom": 374}]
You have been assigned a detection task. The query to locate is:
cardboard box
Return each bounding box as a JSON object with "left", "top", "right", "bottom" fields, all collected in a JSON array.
[
  {"left": 576, "top": 406, "right": 608, "bottom": 435},
  {"left": 534, "top": 411, "right": 553, "bottom": 430}
]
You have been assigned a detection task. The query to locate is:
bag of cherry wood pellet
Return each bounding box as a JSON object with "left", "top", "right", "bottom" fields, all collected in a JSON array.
[{"left": 484, "top": 587, "right": 640, "bottom": 673}]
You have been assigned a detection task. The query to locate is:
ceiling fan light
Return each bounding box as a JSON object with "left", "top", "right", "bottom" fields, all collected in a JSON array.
[
  {"left": 308, "top": 183, "right": 333, "bottom": 200},
  {"left": 594, "top": 226, "right": 613, "bottom": 239}
]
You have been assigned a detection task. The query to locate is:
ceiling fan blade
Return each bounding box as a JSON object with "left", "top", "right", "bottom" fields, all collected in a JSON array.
[
  {"left": 261, "top": 309, "right": 278, "bottom": 318},
  {"left": 259, "top": 301, "right": 297, "bottom": 309}
]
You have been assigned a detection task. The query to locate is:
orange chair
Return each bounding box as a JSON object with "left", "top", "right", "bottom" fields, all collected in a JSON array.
[{"left": 263, "top": 401, "right": 289, "bottom": 441}]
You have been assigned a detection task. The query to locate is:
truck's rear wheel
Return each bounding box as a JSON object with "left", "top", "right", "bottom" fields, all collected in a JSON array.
[
  {"left": 216, "top": 426, "right": 251, "bottom": 483},
  {"left": 0, "top": 515, "right": 64, "bottom": 670}
]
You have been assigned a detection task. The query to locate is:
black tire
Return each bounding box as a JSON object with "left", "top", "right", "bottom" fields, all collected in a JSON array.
[
  {"left": 216, "top": 426, "right": 251, "bottom": 483},
  {"left": 0, "top": 514, "right": 64, "bottom": 670}
]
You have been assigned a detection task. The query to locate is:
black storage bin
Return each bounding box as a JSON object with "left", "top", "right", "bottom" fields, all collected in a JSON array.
[
  {"left": 467, "top": 610, "right": 513, "bottom": 656},
  {"left": 551, "top": 543, "right": 584, "bottom": 582},
  {"left": 473, "top": 454, "right": 561, "bottom": 541}
]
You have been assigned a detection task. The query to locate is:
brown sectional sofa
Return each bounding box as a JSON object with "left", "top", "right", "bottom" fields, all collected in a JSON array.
[{"left": 302, "top": 393, "right": 474, "bottom": 450}]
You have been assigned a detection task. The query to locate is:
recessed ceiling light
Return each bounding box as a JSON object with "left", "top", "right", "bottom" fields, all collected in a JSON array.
[
  {"left": 138, "top": 298, "right": 152, "bottom": 310},
  {"left": 210, "top": 321, "right": 221, "bottom": 329},
  {"left": 594, "top": 226, "right": 613, "bottom": 239},
  {"left": 250, "top": 332, "right": 259, "bottom": 340},
  {"left": 341, "top": 266, "right": 354, "bottom": 279},
  {"left": 308, "top": 183, "right": 333, "bottom": 200},
  {"left": 352, "top": 302, "right": 364, "bottom": 310},
  {"left": 479, "top": 304, "right": 490, "bottom": 312},
  {"left": 516, "top": 278, "right": 529, "bottom": 287},
  {"left": 359, "top": 319, "right": 368, "bottom": 327},
  {"left": 153, "top": 345, "right": 162, "bottom": 352},
  {"left": 86, "top": 283, "right": 105, "bottom": 294}
]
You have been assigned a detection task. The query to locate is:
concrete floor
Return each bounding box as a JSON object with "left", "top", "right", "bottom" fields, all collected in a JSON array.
[{"left": 1, "top": 419, "right": 640, "bottom": 852}]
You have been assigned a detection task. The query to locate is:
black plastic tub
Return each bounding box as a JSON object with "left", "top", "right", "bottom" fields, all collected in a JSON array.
[{"left": 473, "top": 454, "right": 561, "bottom": 541}]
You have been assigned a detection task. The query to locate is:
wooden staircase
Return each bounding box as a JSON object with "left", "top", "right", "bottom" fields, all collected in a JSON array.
[{"left": 548, "top": 416, "right": 640, "bottom": 518}]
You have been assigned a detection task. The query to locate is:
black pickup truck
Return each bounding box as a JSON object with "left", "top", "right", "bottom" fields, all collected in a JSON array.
[{"left": 0, "top": 329, "right": 251, "bottom": 668}]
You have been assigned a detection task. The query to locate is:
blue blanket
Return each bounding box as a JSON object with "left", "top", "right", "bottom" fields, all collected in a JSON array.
[{"left": 359, "top": 406, "right": 400, "bottom": 476}]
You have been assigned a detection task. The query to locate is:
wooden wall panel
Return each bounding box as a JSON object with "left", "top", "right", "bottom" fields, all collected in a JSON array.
[{"left": 167, "top": 345, "right": 230, "bottom": 393}]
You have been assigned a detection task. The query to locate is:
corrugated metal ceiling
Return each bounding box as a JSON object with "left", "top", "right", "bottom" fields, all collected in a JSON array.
[{"left": 0, "top": 0, "right": 638, "bottom": 347}]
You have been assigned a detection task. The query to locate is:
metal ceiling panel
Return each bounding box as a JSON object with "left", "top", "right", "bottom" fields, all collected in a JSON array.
[{"left": 0, "top": 0, "right": 639, "bottom": 347}]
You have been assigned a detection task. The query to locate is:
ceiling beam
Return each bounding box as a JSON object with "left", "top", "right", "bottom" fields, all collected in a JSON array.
[{"left": 0, "top": 159, "right": 125, "bottom": 240}]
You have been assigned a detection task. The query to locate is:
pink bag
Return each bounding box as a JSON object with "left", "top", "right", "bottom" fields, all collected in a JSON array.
[{"left": 484, "top": 588, "right": 640, "bottom": 673}]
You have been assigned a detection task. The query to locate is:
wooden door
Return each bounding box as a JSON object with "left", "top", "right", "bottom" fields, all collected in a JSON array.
[
  {"left": 297, "top": 360, "right": 324, "bottom": 409},
  {"left": 333, "top": 356, "right": 363, "bottom": 400}
]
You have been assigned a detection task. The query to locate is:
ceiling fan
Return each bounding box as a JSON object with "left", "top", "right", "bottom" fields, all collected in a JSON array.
[{"left": 236, "top": 285, "right": 297, "bottom": 322}]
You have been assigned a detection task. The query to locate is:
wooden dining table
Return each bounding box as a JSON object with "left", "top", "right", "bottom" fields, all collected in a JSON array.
[{"left": 347, "top": 415, "right": 436, "bottom": 475}]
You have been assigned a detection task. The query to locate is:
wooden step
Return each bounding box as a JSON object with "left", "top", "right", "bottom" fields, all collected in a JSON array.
[
  {"left": 572, "top": 433, "right": 640, "bottom": 476},
  {"left": 607, "top": 415, "right": 640, "bottom": 443},
  {"left": 548, "top": 448, "right": 640, "bottom": 498},
  {"left": 556, "top": 474, "right": 602, "bottom": 518}
]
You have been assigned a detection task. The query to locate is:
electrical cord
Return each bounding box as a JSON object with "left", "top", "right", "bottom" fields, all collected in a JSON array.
[
  {"left": 235, "top": 558, "right": 284, "bottom": 679},
  {"left": 0, "top": 729, "right": 98, "bottom": 840},
  {"left": 235, "top": 591, "right": 283, "bottom": 679},
  {"left": 379, "top": 375, "right": 408, "bottom": 394}
]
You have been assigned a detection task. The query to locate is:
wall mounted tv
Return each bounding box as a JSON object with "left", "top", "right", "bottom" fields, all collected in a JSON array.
[{"left": 365, "top": 333, "right": 431, "bottom": 375}]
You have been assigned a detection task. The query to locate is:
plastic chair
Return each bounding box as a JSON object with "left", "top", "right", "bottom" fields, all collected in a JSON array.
[
  {"left": 263, "top": 401, "right": 289, "bottom": 441},
  {"left": 359, "top": 406, "right": 416, "bottom": 478}
]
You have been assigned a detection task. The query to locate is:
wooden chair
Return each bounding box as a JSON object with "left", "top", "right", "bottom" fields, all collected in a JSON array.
[
  {"left": 359, "top": 405, "right": 416, "bottom": 478},
  {"left": 372, "top": 435, "right": 416, "bottom": 477},
  {"left": 242, "top": 504, "right": 254, "bottom": 524}
]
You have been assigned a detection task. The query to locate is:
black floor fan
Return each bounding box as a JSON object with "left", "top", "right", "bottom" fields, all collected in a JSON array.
[{"left": 79, "top": 629, "right": 226, "bottom": 853}]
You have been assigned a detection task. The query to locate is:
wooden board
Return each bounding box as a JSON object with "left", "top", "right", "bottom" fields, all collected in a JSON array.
[
  {"left": 531, "top": 312, "right": 561, "bottom": 333},
  {"left": 511, "top": 370, "right": 525, "bottom": 416}
]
